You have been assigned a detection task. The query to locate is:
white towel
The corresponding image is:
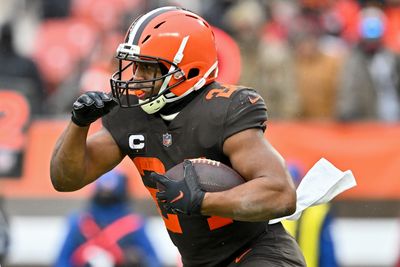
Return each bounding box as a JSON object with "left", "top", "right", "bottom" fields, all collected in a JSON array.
[{"left": 269, "top": 158, "right": 357, "bottom": 224}]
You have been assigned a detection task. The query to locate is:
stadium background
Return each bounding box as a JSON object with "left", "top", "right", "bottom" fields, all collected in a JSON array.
[{"left": 1, "top": 0, "right": 400, "bottom": 266}]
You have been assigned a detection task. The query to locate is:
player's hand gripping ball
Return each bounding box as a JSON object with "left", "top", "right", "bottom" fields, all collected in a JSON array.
[{"left": 150, "top": 159, "right": 245, "bottom": 215}]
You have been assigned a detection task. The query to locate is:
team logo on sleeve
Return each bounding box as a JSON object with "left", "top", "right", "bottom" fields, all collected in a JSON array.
[
  {"left": 162, "top": 133, "right": 172, "bottom": 147},
  {"left": 128, "top": 134, "right": 146, "bottom": 154}
]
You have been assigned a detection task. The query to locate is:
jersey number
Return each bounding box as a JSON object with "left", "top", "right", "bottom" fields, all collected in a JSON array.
[
  {"left": 205, "top": 85, "right": 238, "bottom": 100},
  {"left": 134, "top": 157, "right": 234, "bottom": 234},
  {"left": 0, "top": 90, "right": 30, "bottom": 149}
]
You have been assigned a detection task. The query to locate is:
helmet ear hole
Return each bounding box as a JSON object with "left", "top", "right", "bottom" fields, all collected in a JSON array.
[
  {"left": 158, "top": 63, "right": 169, "bottom": 75},
  {"left": 188, "top": 68, "right": 200, "bottom": 79}
]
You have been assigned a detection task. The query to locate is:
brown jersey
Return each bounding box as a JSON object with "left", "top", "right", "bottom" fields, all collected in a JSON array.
[{"left": 103, "top": 82, "right": 269, "bottom": 266}]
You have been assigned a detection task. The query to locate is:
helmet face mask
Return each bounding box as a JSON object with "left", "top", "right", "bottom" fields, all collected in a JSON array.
[
  {"left": 110, "top": 6, "right": 218, "bottom": 114},
  {"left": 110, "top": 53, "right": 184, "bottom": 110}
]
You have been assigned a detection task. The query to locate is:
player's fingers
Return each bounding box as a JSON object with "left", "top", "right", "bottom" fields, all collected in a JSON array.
[
  {"left": 72, "top": 100, "right": 85, "bottom": 110},
  {"left": 105, "top": 97, "right": 118, "bottom": 109},
  {"left": 183, "top": 159, "right": 193, "bottom": 168},
  {"left": 100, "top": 92, "right": 118, "bottom": 106},
  {"left": 149, "top": 172, "right": 171, "bottom": 185},
  {"left": 157, "top": 201, "right": 173, "bottom": 213},
  {"left": 74, "top": 94, "right": 94, "bottom": 109},
  {"left": 183, "top": 159, "right": 198, "bottom": 180},
  {"left": 156, "top": 191, "right": 167, "bottom": 202},
  {"left": 165, "top": 205, "right": 175, "bottom": 214},
  {"left": 171, "top": 207, "right": 184, "bottom": 214},
  {"left": 99, "top": 92, "right": 112, "bottom": 101},
  {"left": 89, "top": 92, "right": 105, "bottom": 108}
]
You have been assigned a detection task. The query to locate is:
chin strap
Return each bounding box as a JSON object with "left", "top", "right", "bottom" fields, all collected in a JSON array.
[
  {"left": 139, "top": 95, "right": 167, "bottom": 114},
  {"left": 160, "top": 112, "right": 179, "bottom": 121}
]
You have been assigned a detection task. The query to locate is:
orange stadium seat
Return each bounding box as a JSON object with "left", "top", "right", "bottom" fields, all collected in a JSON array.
[
  {"left": 79, "top": 63, "right": 111, "bottom": 93},
  {"left": 79, "top": 32, "right": 123, "bottom": 93},
  {"left": 32, "top": 18, "right": 98, "bottom": 92},
  {"left": 70, "top": 0, "right": 143, "bottom": 31},
  {"left": 384, "top": 6, "right": 400, "bottom": 53}
]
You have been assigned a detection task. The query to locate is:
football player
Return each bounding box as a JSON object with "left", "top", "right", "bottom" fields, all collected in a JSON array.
[{"left": 50, "top": 6, "right": 305, "bottom": 266}]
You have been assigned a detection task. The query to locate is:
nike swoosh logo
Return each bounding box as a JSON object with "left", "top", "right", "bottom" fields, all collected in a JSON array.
[
  {"left": 235, "top": 248, "right": 251, "bottom": 263},
  {"left": 248, "top": 96, "right": 261, "bottom": 104},
  {"left": 171, "top": 191, "right": 184, "bottom": 203}
]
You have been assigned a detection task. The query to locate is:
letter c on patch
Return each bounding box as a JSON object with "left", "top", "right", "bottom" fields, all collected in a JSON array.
[{"left": 129, "top": 134, "right": 145, "bottom": 149}]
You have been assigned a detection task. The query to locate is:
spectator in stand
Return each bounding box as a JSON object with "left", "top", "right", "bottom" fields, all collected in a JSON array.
[
  {"left": 40, "top": 0, "right": 71, "bottom": 19},
  {"left": 257, "top": 0, "right": 300, "bottom": 119},
  {"left": 200, "top": 0, "right": 236, "bottom": 32},
  {"left": 383, "top": 0, "right": 400, "bottom": 54},
  {"left": 223, "top": 0, "right": 267, "bottom": 91},
  {"left": 319, "top": 5, "right": 350, "bottom": 58},
  {"left": 336, "top": 6, "right": 400, "bottom": 121},
  {"left": 257, "top": 2, "right": 344, "bottom": 120},
  {"left": 0, "top": 22, "right": 46, "bottom": 116},
  {"left": 54, "top": 170, "right": 161, "bottom": 267},
  {"left": 288, "top": 17, "right": 342, "bottom": 120}
]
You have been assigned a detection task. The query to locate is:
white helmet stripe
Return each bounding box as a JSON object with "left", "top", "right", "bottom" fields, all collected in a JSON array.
[{"left": 127, "top": 6, "right": 177, "bottom": 45}]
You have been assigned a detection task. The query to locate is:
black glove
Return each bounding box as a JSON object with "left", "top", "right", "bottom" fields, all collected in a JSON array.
[
  {"left": 150, "top": 160, "right": 205, "bottom": 215},
  {"left": 71, "top": 91, "right": 118, "bottom": 127}
]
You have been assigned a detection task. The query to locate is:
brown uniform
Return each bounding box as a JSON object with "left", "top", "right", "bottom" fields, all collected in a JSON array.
[{"left": 103, "top": 82, "right": 305, "bottom": 266}]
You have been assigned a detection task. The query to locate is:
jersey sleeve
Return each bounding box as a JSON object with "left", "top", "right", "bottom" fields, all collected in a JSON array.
[{"left": 223, "top": 88, "right": 268, "bottom": 140}]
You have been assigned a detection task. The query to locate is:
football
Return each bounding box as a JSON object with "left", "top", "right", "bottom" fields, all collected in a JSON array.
[{"left": 162, "top": 158, "right": 245, "bottom": 192}]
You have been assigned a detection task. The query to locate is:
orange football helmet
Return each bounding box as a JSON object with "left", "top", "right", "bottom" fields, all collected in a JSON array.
[{"left": 110, "top": 6, "right": 218, "bottom": 114}]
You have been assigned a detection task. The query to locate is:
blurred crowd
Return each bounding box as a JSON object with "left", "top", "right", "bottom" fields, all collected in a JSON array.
[{"left": 0, "top": 0, "right": 399, "bottom": 121}]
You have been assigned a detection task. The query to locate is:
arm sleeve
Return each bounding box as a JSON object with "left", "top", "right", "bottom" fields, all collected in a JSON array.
[{"left": 223, "top": 89, "right": 268, "bottom": 141}]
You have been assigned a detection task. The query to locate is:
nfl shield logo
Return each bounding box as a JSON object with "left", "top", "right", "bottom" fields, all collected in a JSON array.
[{"left": 162, "top": 133, "right": 172, "bottom": 147}]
